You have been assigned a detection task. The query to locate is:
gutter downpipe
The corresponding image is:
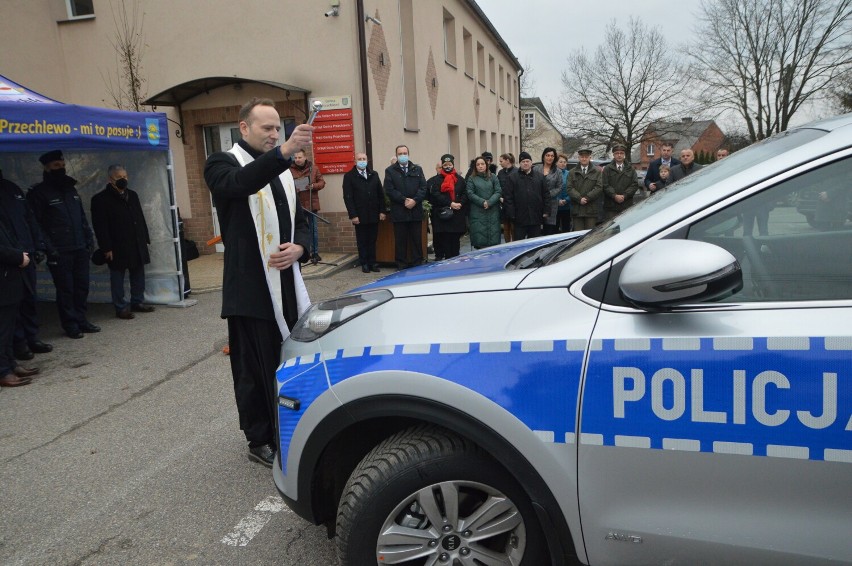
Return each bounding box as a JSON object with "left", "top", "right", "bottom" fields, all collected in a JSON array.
[{"left": 356, "top": 0, "right": 374, "bottom": 163}]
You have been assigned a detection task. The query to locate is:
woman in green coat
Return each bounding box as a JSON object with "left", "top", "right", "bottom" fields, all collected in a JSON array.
[{"left": 466, "top": 156, "right": 502, "bottom": 248}]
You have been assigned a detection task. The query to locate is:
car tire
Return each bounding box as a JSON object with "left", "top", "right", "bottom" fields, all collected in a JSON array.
[{"left": 335, "top": 424, "right": 549, "bottom": 565}]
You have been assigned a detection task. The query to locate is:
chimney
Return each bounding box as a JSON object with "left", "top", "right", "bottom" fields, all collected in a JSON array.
[{"left": 681, "top": 117, "right": 693, "bottom": 123}]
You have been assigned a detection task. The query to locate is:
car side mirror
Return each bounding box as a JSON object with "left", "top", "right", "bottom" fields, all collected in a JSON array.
[{"left": 619, "top": 240, "right": 742, "bottom": 309}]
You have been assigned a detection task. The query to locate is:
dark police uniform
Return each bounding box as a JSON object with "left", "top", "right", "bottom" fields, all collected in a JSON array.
[
  {"left": 0, "top": 173, "right": 52, "bottom": 356},
  {"left": 27, "top": 168, "right": 96, "bottom": 337},
  {"left": 0, "top": 216, "right": 25, "bottom": 381}
]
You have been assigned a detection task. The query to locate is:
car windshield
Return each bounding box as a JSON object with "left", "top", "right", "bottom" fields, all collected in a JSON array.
[{"left": 549, "top": 127, "right": 828, "bottom": 264}]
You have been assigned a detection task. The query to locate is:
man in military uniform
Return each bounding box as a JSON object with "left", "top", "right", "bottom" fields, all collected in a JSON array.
[
  {"left": 27, "top": 150, "right": 100, "bottom": 339},
  {"left": 0, "top": 169, "right": 54, "bottom": 359},
  {"left": 601, "top": 144, "right": 641, "bottom": 221},
  {"left": 567, "top": 148, "right": 604, "bottom": 230}
]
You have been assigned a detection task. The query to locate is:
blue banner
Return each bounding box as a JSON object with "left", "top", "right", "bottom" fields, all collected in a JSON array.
[{"left": 0, "top": 75, "right": 169, "bottom": 152}]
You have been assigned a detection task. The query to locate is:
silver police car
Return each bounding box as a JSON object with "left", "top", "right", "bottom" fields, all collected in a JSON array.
[{"left": 275, "top": 114, "right": 851, "bottom": 565}]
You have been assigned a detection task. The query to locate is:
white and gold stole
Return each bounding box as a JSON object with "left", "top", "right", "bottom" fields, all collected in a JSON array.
[{"left": 228, "top": 144, "right": 311, "bottom": 340}]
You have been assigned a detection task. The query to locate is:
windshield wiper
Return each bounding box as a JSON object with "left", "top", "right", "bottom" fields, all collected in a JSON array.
[{"left": 516, "top": 238, "right": 578, "bottom": 269}]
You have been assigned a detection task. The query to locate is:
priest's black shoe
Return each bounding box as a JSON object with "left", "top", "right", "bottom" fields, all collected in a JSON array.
[
  {"left": 29, "top": 340, "right": 53, "bottom": 354},
  {"left": 248, "top": 444, "right": 275, "bottom": 468},
  {"left": 361, "top": 265, "right": 370, "bottom": 273},
  {"left": 14, "top": 347, "right": 34, "bottom": 361},
  {"left": 370, "top": 265, "right": 381, "bottom": 272},
  {"left": 80, "top": 322, "right": 101, "bottom": 333},
  {"left": 66, "top": 329, "right": 84, "bottom": 339}
]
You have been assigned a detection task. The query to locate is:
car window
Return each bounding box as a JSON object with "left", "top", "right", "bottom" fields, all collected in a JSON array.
[{"left": 687, "top": 156, "right": 851, "bottom": 302}]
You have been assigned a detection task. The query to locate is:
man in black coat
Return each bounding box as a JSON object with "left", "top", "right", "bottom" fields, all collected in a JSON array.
[
  {"left": 0, "top": 214, "right": 35, "bottom": 387},
  {"left": 644, "top": 142, "right": 681, "bottom": 193},
  {"left": 204, "top": 97, "right": 314, "bottom": 467},
  {"left": 384, "top": 145, "right": 427, "bottom": 269},
  {"left": 27, "top": 150, "right": 100, "bottom": 339},
  {"left": 0, "top": 169, "right": 53, "bottom": 360},
  {"left": 90, "top": 164, "right": 153, "bottom": 320},
  {"left": 503, "top": 151, "right": 551, "bottom": 240},
  {"left": 342, "top": 151, "right": 386, "bottom": 272}
]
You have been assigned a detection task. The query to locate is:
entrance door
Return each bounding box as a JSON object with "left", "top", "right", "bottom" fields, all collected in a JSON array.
[{"left": 203, "top": 124, "right": 240, "bottom": 252}]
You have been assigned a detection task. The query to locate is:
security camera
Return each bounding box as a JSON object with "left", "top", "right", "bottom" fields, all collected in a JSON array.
[{"left": 324, "top": 7, "right": 339, "bottom": 17}]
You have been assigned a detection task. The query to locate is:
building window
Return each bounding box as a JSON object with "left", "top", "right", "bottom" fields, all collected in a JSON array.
[
  {"left": 488, "top": 55, "right": 496, "bottom": 93},
  {"left": 477, "top": 42, "right": 485, "bottom": 86},
  {"left": 467, "top": 127, "right": 476, "bottom": 157},
  {"left": 443, "top": 9, "right": 456, "bottom": 67},
  {"left": 448, "top": 124, "right": 460, "bottom": 160},
  {"left": 399, "top": 0, "right": 418, "bottom": 130},
  {"left": 498, "top": 64, "right": 505, "bottom": 98},
  {"left": 66, "top": 0, "right": 94, "bottom": 18},
  {"left": 463, "top": 28, "right": 473, "bottom": 77},
  {"left": 524, "top": 112, "right": 535, "bottom": 130},
  {"left": 646, "top": 143, "right": 655, "bottom": 156}
]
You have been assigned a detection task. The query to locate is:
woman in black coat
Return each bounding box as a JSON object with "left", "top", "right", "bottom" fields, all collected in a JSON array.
[
  {"left": 342, "top": 154, "right": 386, "bottom": 272},
  {"left": 427, "top": 154, "right": 468, "bottom": 260}
]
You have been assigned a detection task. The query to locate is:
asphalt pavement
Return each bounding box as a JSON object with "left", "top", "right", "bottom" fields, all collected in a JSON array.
[{"left": 0, "top": 259, "right": 387, "bottom": 565}]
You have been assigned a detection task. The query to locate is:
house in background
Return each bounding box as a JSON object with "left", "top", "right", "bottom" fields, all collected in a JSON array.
[
  {"left": 0, "top": 0, "right": 522, "bottom": 255},
  {"left": 636, "top": 118, "right": 726, "bottom": 169},
  {"left": 520, "top": 97, "right": 564, "bottom": 160}
]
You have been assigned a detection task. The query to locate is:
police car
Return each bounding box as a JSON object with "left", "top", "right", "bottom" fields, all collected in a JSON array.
[{"left": 274, "top": 114, "right": 851, "bottom": 565}]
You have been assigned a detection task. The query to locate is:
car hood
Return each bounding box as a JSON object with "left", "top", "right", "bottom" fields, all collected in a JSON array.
[{"left": 350, "top": 233, "right": 575, "bottom": 297}]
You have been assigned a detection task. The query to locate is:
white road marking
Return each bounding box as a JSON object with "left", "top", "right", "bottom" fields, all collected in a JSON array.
[{"left": 221, "top": 495, "right": 289, "bottom": 547}]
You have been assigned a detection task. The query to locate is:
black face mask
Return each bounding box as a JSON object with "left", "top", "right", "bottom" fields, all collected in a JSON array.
[
  {"left": 45, "top": 168, "right": 66, "bottom": 181},
  {"left": 115, "top": 178, "right": 128, "bottom": 190}
]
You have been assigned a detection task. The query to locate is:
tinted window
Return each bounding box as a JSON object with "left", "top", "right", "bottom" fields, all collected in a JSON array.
[{"left": 688, "top": 157, "right": 851, "bottom": 302}]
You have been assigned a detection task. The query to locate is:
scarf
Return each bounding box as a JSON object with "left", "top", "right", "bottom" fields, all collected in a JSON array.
[
  {"left": 439, "top": 168, "right": 458, "bottom": 201},
  {"left": 228, "top": 144, "right": 311, "bottom": 340}
]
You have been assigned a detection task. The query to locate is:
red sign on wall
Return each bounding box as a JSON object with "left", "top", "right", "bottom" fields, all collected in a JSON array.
[{"left": 310, "top": 95, "right": 355, "bottom": 175}]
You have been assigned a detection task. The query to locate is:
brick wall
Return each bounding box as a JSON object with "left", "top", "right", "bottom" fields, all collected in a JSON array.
[
  {"left": 691, "top": 122, "right": 726, "bottom": 156},
  {"left": 317, "top": 212, "right": 358, "bottom": 254}
]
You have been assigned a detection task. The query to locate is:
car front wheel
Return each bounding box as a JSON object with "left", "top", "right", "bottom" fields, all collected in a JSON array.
[{"left": 335, "top": 425, "right": 548, "bottom": 565}]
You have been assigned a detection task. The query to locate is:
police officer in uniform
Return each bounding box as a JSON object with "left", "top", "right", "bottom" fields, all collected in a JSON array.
[
  {"left": 0, "top": 169, "right": 54, "bottom": 359},
  {"left": 27, "top": 150, "right": 100, "bottom": 339}
]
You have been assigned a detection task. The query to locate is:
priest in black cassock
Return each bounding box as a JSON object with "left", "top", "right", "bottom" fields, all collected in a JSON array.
[{"left": 204, "top": 97, "right": 315, "bottom": 468}]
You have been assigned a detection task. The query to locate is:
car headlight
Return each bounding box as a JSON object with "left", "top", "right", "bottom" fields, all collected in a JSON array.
[{"left": 289, "top": 289, "right": 393, "bottom": 342}]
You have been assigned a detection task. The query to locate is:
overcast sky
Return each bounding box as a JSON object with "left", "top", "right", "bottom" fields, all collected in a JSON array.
[{"left": 476, "top": 0, "right": 700, "bottom": 114}]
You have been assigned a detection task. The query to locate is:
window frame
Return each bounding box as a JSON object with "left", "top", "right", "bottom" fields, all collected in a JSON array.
[
  {"left": 523, "top": 112, "right": 536, "bottom": 130},
  {"left": 65, "top": 0, "right": 95, "bottom": 19}
]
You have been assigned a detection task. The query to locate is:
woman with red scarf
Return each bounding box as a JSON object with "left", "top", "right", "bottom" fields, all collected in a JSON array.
[{"left": 427, "top": 154, "right": 468, "bottom": 260}]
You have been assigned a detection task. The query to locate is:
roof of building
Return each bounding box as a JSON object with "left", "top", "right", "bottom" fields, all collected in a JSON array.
[
  {"left": 463, "top": 1, "right": 523, "bottom": 72},
  {"left": 521, "top": 97, "right": 552, "bottom": 122},
  {"left": 646, "top": 118, "right": 717, "bottom": 152}
]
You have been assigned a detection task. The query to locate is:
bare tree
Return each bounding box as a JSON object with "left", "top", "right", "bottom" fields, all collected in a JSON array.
[
  {"left": 102, "top": 0, "right": 147, "bottom": 111},
  {"left": 554, "top": 18, "right": 695, "bottom": 156},
  {"left": 691, "top": 0, "right": 851, "bottom": 142}
]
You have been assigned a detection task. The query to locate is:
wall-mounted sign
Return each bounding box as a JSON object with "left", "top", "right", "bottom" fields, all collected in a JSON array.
[{"left": 310, "top": 95, "right": 355, "bottom": 175}]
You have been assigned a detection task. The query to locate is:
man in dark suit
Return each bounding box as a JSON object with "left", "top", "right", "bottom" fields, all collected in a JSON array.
[
  {"left": 343, "top": 151, "right": 386, "bottom": 272},
  {"left": 384, "top": 145, "right": 427, "bottom": 270},
  {"left": 0, "top": 211, "right": 36, "bottom": 387},
  {"left": 602, "top": 144, "right": 642, "bottom": 221},
  {"left": 90, "top": 165, "right": 154, "bottom": 320},
  {"left": 0, "top": 169, "right": 53, "bottom": 361},
  {"left": 645, "top": 142, "right": 681, "bottom": 194},
  {"left": 204, "top": 97, "right": 314, "bottom": 467}
]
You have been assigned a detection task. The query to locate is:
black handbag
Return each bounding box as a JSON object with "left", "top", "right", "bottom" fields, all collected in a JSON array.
[
  {"left": 181, "top": 238, "right": 200, "bottom": 261},
  {"left": 438, "top": 206, "right": 454, "bottom": 220}
]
